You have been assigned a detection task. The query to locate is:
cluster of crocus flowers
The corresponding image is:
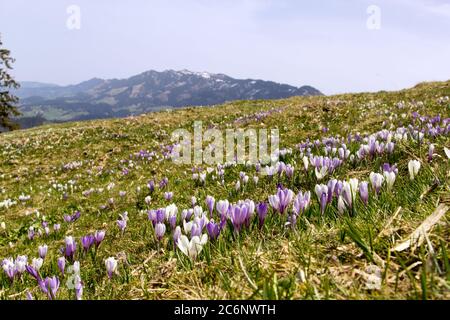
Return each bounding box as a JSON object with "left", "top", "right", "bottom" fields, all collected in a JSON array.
[
  {"left": 2, "top": 255, "right": 28, "bottom": 281},
  {"left": 39, "top": 276, "right": 60, "bottom": 300}
]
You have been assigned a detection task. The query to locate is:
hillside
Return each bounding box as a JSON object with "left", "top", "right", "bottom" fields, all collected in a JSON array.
[
  {"left": 14, "top": 70, "right": 322, "bottom": 128},
  {"left": 0, "top": 80, "right": 449, "bottom": 300}
]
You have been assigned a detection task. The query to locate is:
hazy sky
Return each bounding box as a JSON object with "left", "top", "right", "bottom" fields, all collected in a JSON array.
[{"left": 1, "top": 0, "right": 449, "bottom": 94}]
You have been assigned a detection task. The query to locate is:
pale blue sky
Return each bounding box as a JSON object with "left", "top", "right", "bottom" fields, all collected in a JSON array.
[{"left": 1, "top": 0, "right": 449, "bottom": 94}]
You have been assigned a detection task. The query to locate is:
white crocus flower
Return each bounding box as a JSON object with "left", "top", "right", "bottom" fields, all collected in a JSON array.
[
  {"left": 384, "top": 171, "right": 396, "bottom": 190},
  {"left": 165, "top": 204, "right": 178, "bottom": 220},
  {"left": 105, "top": 257, "right": 118, "bottom": 278},
  {"left": 349, "top": 178, "right": 359, "bottom": 201},
  {"left": 337, "top": 196, "right": 346, "bottom": 215},
  {"left": 408, "top": 160, "right": 421, "bottom": 180},
  {"left": 183, "top": 220, "right": 193, "bottom": 234},
  {"left": 177, "top": 234, "right": 208, "bottom": 260},
  {"left": 32, "top": 257, "right": 43, "bottom": 271},
  {"left": 314, "top": 166, "right": 328, "bottom": 181}
]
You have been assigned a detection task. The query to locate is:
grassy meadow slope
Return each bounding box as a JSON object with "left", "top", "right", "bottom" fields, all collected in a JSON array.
[{"left": 0, "top": 81, "right": 449, "bottom": 300}]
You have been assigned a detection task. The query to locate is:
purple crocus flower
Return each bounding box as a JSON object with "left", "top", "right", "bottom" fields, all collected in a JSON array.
[
  {"left": 359, "top": 182, "right": 369, "bottom": 206},
  {"left": 173, "top": 226, "right": 182, "bottom": 246},
  {"left": 25, "top": 265, "right": 40, "bottom": 281},
  {"left": 155, "top": 222, "right": 166, "bottom": 242},
  {"left": 243, "top": 200, "right": 255, "bottom": 227},
  {"left": 39, "top": 276, "right": 60, "bottom": 300},
  {"left": 190, "top": 223, "right": 202, "bottom": 238},
  {"left": 64, "top": 236, "right": 76, "bottom": 261},
  {"left": 293, "top": 191, "right": 311, "bottom": 215},
  {"left": 159, "top": 177, "right": 169, "bottom": 189},
  {"left": 285, "top": 164, "right": 294, "bottom": 179},
  {"left": 382, "top": 163, "right": 398, "bottom": 175},
  {"left": 230, "top": 203, "right": 249, "bottom": 233},
  {"left": 206, "top": 220, "right": 221, "bottom": 240},
  {"left": 38, "top": 245, "right": 48, "bottom": 259},
  {"left": 28, "top": 228, "right": 35, "bottom": 241},
  {"left": 315, "top": 184, "right": 329, "bottom": 215},
  {"left": 268, "top": 188, "right": 295, "bottom": 215},
  {"left": 72, "top": 211, "right": 81, "bottom": 222},
  {"left": 327, "top": 179, "right": 338, "bottom": 203},
  {"left": 386, "top": 142, "right": 395, "bottom": 154},
  {"left": 164, "top": 191, "right": 173, "bottom": 201},
  {"left": 57, "top": 257, "right": 66, "bottom": 276},
  {"left": 216, "top": 200, "right": 230, "bottom": 220},
  {"left": 369, "top": 172, "right": 384, "bottom": 194},
  {"left": 147, "top": 209, "right": 157, "bottom": 226},
  {"left": 2, "top": 258, "right": 15, "bottom": 281},
  {"left": 206, "top": 195, "right": 215, "bottom": 218},
  {"left": 93, "top": 230, "right": 106, "bottom": 247},
  {"left": 117, "top": 219, "right": 127, "bottom": 233},
  {"left": 156, "top": 208, "right": 166, "bottom": 223},
  {"left": 168, "top": 214, "right": 177, "bottom": 230},
  {"left": 147, "top": 180, "right": 155, "bottom": 192},
  {"left": 81, "top": 235, "right": 94, "bottom": 252},
  {"left": 256, "top": 202, "right": 268, "bottom": 228},
  {"left": 181, "top": 209, "right": 194, "bottom": 221}
]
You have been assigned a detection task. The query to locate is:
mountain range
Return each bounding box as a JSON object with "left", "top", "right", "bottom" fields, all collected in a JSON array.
[{"left": 14, "top": 69, "right": 322, "bottom": 128}]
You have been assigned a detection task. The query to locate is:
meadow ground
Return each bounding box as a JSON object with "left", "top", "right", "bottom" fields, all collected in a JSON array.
[{"left": 0, "top": 81, "right": 449, "bottom": 300}]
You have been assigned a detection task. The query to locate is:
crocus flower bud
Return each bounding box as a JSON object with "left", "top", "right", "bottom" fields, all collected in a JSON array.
[
  {"left": 256, "top": 202, "right": 268, "bottom": 228},
  {"left": 408, "top": 160, "right": 421, "bottom": 180},
  {"left": 94, "top": 230, "right": 106, "bottom": 247},
  {"left": 105, "top": 257, "right": 118, "bottom": 279},
  {"left": 38, "top": 245, "right": 48, "bottom": 259},
  {"left": 31, "top": 257, "right": 43, "bottom": 271},
  {"left": 206, "top": 196, "right": 215, "bottom": 217},
  {"left": 64, "top": 236, "right": 76, "bottom": 261},
  {"left": 173, "top": 226, "right": 182, "bottom": 246},
  {"left": 81, "top": 235, "right": 94, "bottom": 252},
  {"left": 57, "top": 257, "right": 66, "bottom": 276},
  {"left": 384, "top": 171, "right": 396, "bottom": 191},
  {"left": 369, "top": 172, "right": 384, "bottom": 194},
  {"left": 206, "top": 220, "right": 220, "bottom": 240},
  {"left": 155, "top": 222, "right": 166, "bottom": 241},
  {"left": 314, "top": 184, "right": 328, "bottom": 215},
  {"left": 25, "top": 264, "right": 40, "bottom": 281},
  {"left": 359, "top": 182, "right": 369, "bottom": 206}
]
